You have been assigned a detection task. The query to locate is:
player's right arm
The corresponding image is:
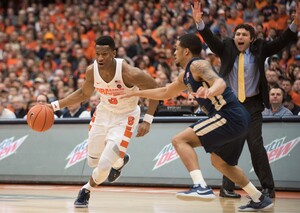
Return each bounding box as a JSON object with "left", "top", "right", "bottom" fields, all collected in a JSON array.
[
  {"left": 124, "top": 72, "right": 187, "bottom": 100},
  {"left": 52, "top": 65, "right": 95, "bottom": 110}
]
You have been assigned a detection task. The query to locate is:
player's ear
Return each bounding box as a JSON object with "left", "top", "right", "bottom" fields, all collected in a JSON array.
[{"left": 184, "top": 48, "right": 190, "bottom": 56}]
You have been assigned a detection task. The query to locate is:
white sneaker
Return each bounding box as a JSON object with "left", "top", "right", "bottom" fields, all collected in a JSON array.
[{"left": 176, "top": 184, "right": 215, "bottom": 201}]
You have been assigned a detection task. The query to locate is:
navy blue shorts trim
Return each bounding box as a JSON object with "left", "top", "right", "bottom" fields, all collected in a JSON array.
[{"left": 190, "top": 104, "right": 250, "bottom": 165}]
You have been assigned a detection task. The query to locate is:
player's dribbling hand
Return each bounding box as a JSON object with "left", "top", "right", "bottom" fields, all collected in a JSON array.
[{"left": 136, "top": 122, "right": 150, "bottom": 137}]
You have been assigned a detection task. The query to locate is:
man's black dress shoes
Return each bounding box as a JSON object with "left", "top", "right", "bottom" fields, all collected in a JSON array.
[
  {"left": 219, "top": 187, "right": 241, "bottom": 198},
  {"left": 261, "top": 188, "right": 276, "bottom": 198}
]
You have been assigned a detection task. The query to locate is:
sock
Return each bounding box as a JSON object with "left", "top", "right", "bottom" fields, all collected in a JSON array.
[
  {"left": 112, "top": 158, "right": 124, "bottom": 169},
  {"left": 82, "top": 181, "right": 94, "bottom": 191},
  {"left": 190, "top": 170, "right": 207, "bottom": 187},
  {"left": 242, "top": 182, "right": 262, "bottom": 202}
]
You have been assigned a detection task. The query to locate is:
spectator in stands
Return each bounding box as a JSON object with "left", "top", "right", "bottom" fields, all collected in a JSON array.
[
  {"left": 36, "top": 94, "right": 49, "bottom": 105},
  {"left": 282, "top": 77, "right": 294, "bottom": 95},
  {"left": 261, "top": 0, "right": 278, "bottom": 21},
  {"left": 262, "top": 86, "right": 293, "bottom": 116},
  {"left": 117, "top": 46, "right": 134, "bottom": 66},
  {"left": 287, "top": 44, "right": 298, "bottom": 70},
  {"left": 186, "top": 93, "right": 202, "bottom": 115},
  {"left": 10, "top": 95, "right": 27, "bottom": 118},
  {"left": 266, "top": 69, "right": 280, "bottom": 89},
  {"left": 291, "top": 78, "right": 300, "bottom": 106},
  {"left": 20, "top": 86, "right": 33, "bottom": 106},
  {"left": 279, "top": 48, "right": 290, "bottom": 71},
  {"left": 266, "top": 55, "right": 283, "bottom": 77},
  {"left": 0, "top": 0, "right": 300, "bottom": 115},
  {"left": 243, "top": 0, "right": 259, "bottom": 23},
  {"left": 0, "top": 98, "right": 16, "bottom": 119},
  {"left": 175, "top": 92, "right": 188, "bottom": 106},
  {"left": 283, "top": 94, "right": 300, "bottom": 115},
  {"left": 87, "top": 93, "right": 100, "bottom": 117},
  {"left": 205, "top": 48, "right": 220, "bottom": 73},
  {"left": 61, "top": 102, "right": 91, "bottom": 118}
]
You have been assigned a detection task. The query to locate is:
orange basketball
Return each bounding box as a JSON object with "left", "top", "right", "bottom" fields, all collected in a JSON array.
[{"left": 26, "top": 104, "right": 54, "bottom": 132}]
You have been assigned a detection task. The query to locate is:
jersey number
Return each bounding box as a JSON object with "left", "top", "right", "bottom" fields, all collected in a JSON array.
[{"left": 128, "top": 116, "right": 135, "bottom": 125}]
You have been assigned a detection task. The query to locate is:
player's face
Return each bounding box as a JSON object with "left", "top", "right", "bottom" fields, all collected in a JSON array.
[
  {"left": 234, "top": 28, "right": 252, "bottom": 52},
  {"left": 95, "top": 45, "right": 116, "bottom": 68},
  {"left": 174, "top": 41, "right": 184, "bottom": 67}
]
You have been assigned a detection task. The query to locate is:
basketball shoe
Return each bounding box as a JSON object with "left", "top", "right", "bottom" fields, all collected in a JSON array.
[
  {"left": 176, "top": 184, "right": 215, "bottom": 201},
  {"left": 74, "top": 188, "right": 90, "bottom": 208},
  {"left": 107, "top": 154, "right": 130, "bottom": 183},
  {"left": 238, "top": 194, "right": 274, "bottom": 212}
]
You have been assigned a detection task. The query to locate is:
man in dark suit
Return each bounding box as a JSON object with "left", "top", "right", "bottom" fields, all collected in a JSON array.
[{"left": 191, "top": 1, "right": 300, "bottom": 198}]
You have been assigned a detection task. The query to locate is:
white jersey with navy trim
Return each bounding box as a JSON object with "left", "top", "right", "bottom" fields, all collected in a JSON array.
[{"left": 93, "top": 58, "right": 139, "bottom": 114}]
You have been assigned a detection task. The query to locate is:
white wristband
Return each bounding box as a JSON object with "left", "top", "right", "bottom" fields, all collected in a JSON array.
[
  {"left": 51, "top": 101, "right": 60, "bottom": 111},
  {"left": 143, "top": 114, "right": 154, "bottom": 124}
]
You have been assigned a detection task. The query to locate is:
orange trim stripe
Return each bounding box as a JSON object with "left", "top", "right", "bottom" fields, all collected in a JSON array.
[
  {"left": 124, "top": 130, "right": 132, "bottom": 138},
  {"left": 120, "top": 140, "right": 129, "bottom": 148},
  {"left": 126, "top": 126, "right": 132, "bottom": 131},
  {"left": 119, "top": 151, "right": 125, "bottom": 158}
]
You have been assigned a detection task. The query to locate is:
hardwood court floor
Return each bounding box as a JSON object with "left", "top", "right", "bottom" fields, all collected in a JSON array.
[{"left": 0, "top": 184, "right": 299, "bottom": 213}]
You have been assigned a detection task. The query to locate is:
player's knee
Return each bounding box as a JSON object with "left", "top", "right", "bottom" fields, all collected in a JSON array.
[
  {"left": 172, "top": 135, "right": 182, "bottom": 149},
  {"left": 88, "top": 156, "right": 99, "bottom": 168}
]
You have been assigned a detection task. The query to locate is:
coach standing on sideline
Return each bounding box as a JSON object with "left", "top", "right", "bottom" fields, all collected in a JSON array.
[{"left": 191, "top": 1, "right": 300, "bottom": 198}]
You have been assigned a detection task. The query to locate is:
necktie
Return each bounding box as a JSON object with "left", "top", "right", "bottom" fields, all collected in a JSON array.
[{"left": 238, "top": 53, "right": 246, "bottom": 102}]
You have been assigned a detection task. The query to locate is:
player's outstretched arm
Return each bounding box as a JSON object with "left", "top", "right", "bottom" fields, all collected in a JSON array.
[
  {"left": 125, "top": 70, "right": 186, "bottom": 101},
  {"left": 50, "top": 65, "right": 95, "bottom": 112}
]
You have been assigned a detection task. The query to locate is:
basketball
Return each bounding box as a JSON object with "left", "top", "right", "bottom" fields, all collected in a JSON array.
[{"left": 26, "top": 104, "right": 54, "bottom": 132}]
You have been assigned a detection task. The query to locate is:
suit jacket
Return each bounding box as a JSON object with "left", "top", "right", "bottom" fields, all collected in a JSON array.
[{"left": 198, "top": 25, "right": 297, "bottom": 109}]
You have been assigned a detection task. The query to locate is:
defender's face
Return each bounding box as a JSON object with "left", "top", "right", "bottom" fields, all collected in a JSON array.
[
  {"left": 174, "top": 40, "right": 184, "bottom": 67},
  {"left": 95, "top": 45, "right": 116, "bottom": 68}
]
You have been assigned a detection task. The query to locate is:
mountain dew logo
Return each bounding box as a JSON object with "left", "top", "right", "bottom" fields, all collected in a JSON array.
[
  {"left": 265, "top": 136, "right": 300, "bottom": 163},
  {"left": 153, "top": 143, "right": 179, "bottom": 170},
  {"left": 0, "top": 135, "right": 28, "bottom": 160},
  {"left": 65, "top": 139, "right": 88, "bottom": 169},
  {"left": 250, "top": 136, "right": 300, "bottom": 172}
]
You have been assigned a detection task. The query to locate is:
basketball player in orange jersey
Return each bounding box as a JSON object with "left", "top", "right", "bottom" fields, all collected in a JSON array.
[{"left": 49, "top": 36, "right": 159, "bottom": 208}]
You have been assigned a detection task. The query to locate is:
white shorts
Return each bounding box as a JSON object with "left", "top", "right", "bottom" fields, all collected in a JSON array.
[{"left": 88, "top": 105, "right": 140, "bottom": 159}]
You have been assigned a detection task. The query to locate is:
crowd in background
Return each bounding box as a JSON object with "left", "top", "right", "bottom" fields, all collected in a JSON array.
[{"left": 0, "top": 0, "right": 300, "bottom": 119}]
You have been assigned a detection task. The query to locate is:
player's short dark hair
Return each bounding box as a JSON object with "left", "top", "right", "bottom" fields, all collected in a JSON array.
[
  {"left": 95, "top": 36, "right": 116, "bottom": 50},
  {"left": 178, "top": 33, "right": 202, "bottom": 56},
  {"left": 234, "top": 24, "right": 256, "bottom": 40}
]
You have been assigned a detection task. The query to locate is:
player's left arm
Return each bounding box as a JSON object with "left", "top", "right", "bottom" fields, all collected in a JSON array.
[{"left": 190, "top": 60, "right": 226, "bottom": 99}]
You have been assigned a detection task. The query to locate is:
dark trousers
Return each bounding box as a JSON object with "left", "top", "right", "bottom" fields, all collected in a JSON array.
[{"left": 222, "top": 97, "right": 274, "bottom": 190}]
